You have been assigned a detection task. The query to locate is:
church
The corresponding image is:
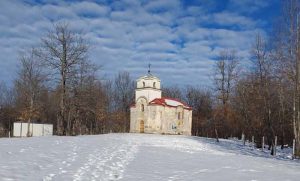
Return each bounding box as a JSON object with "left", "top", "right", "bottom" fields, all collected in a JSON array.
[{"left": 130, "top": 70, "right": 192, "bottom": 135}]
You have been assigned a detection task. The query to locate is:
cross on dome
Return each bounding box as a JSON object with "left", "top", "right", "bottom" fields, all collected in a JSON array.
[{"left": 148, "top": 63, "right": 151, "bottom": 75}]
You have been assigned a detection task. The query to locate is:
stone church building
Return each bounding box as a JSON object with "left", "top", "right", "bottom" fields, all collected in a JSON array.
[{"left": 130, "top": 72, "right": 192, "bottom": 135}]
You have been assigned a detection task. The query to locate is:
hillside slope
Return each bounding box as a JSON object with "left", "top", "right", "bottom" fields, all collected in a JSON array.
[{"left": 0, "top": 134, "right": 299, "bottom": 181}]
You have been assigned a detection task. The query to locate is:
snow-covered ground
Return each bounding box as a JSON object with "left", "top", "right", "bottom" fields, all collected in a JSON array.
[{"left": 0, "top": 134, "right": 300, "bottom": 181}]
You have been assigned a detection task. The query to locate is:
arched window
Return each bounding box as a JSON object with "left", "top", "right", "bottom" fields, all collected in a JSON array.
[
  {"left": 153, "top": 82, "right": 156, "bottom": 88},
  {"left": 141, "top": 104, "right": 144, "bottom": 112},
  {"left": 178, "top": 112, "right": 181, "bottom": 120},
  {"left": 143, "top": 82, "right": 145, "bottom": 87}
]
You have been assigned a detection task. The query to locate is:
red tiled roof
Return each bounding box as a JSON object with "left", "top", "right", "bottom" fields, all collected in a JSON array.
[{"left": 149, "top": 97, "right": 192, "bottom": 110}]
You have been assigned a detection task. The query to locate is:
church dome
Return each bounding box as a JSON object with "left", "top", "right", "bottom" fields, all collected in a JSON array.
[
  {"left": 136, "top": 74, "right": 161, "bottom": 90},
  {"left": 138, "top": 74, "right": 159, "bottom": 80}
]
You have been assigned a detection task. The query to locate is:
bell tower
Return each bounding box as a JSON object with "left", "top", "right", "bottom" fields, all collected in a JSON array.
[{"left": 135, "top": 66, "right": 161, "bottom": 103}]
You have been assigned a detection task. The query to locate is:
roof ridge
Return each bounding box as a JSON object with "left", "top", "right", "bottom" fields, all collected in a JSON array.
[{"left": 149, "top": 97, "right": 191, "bottom": 109}]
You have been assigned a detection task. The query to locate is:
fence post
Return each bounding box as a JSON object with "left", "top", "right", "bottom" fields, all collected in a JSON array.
[
  {"left": 20, "top": 122, "right": 22, "bottom": 137},
  {"left": 31, "top": 122, "right": 34, "bottom": 136},
  {"left": 241, "top": 133, "right": 245, "bottom": 146},
  {"left": 252, "top": 136, "right": 255, "bottom": 148},
  {"left": 8, "top": 119, "right": 11, "bottom": 138},
  {"left": 293, "top": 139, "right": 296, "bottom": 159},
  {"left": 262, "top": 136, "right": 264, "bottom": 151},
  {"left": 274, "top": 136, "right": 277, "bottom": 156}
]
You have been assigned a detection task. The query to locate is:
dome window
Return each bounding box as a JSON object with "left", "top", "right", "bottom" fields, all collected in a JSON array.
[{"left": 141, "top": 104, "right": 145, "bottom": 112}]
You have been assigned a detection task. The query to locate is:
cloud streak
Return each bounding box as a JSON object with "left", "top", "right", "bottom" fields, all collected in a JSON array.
[{"left": 0, "top": 0, "right": 277, "bottom": 87}]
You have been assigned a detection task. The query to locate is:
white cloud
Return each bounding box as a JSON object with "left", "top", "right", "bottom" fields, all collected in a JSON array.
[
  {"left": 144, "top": 0, "right": 181, "bottom": 13},
  {"left": 136, "top": 41, "right": 178, "bottom": 52},
  {"left": 0, "top": 0, "right": 270, "bottom": 87},
  {"left": 228, "top": 0, "right": 271, "bottom": 14},
  {"left": 213, "top": 11, "right": 257, "bottom": 29},
  {"left": 71, "top": 2, "right": 110, "bottom": 17}
]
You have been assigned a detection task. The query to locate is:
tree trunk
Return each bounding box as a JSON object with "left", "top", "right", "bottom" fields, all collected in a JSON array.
[
  {"left": 215, "top": 127, "right": 219, "bottom": 142},
  {"left": 27, "top": 94, "right": 34, "bottom": 137}
]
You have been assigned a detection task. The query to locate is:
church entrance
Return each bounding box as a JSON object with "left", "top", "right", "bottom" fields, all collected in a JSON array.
[{"left": 140, "top": 120, "right": 144, "bottom": 133}]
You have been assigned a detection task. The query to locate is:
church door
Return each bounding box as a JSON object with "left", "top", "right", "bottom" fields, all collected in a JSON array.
[{"left": 140, "top": 120, "right": 144, "bottom": 133}]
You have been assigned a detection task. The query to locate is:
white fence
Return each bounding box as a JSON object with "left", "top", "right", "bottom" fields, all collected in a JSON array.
[{"left": 13, "top": 122, "right": 53, "bottom": 137}]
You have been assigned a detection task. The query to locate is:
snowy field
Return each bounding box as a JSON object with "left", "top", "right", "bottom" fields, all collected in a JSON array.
[{"left": 0, "top": 134, "right": 300, "bottom": 181}]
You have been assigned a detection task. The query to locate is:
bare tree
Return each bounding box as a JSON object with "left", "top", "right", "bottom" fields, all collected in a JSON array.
[
  {"left": 0, "top": 83, "right": 7, "bottom": 108},
  {"left": 113, "top": 71, "right": 135, "bottom": 132},
  {"left": 0, "top": 82, "right": 16, "bottom": 137},
  {"left": 266, "top": 0, "right": 300, "bottom": 156},
  {"left": 37, "top": 22, "right": 89, "bottom": 135},
  {"left": 15, "top": 49, "right": 46, "bottom": 136},
  {"left": 295, "top": 9, "right": 300, "bottom": 157},
  {"left": 162, "top": 86, "right": 183, "bottom": 100},
  {"left": 213, "top": 50, "right": 238, "bottom": 141},
  {"left": 185, "top": 86, "right": 213, "bottom": 137},
  {"left": 250, "top": 33, "right": 280, "bottom": 153}
]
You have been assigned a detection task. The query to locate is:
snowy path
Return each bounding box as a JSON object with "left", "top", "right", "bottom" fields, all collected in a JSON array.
[
  {"left": 0, "top": 134, "right": 300, "bottom": 181},
  {"left": 0, "top": 135, "right": 138, "bottom": 181}
]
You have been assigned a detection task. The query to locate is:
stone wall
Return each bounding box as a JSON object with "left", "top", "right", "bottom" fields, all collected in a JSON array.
[{"left": 130, "top": 103, "right": 192, "bottom": 135}]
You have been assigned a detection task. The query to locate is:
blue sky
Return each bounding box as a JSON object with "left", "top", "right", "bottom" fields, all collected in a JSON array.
[{"left": 0, "top": 0, "right": 280, "bottom": 88}]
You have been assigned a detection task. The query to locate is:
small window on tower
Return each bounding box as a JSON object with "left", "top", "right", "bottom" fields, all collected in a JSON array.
[
  {"left": 178, "top": 112, "right": 181, "bottom": 120},
  {"left": 143, "top": 82, "right": 145, "bottom": 87},
  {"left": 153, "top": 82, "right": 156, "bottom": 88},
  {"left": 141, "top": 104, "right": 144, "bottom": 112}
]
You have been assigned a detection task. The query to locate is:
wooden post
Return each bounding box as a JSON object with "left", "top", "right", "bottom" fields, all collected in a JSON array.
[
  {"left": 262, "top": 136, "right": 265, "bottom": 151},
  {"left": 20, "top": 122, "right": 22, "bottom": 137},
  {"left": 8, "top": 119, "right": 11, "bottom": 138},
  {"left": 274, "top": 136, "right": 277, "bottom": 156},
  {"left": 252, "top": 136, "right": 255, "bottom": 148},
  {"left": 242, "top": 133, "right": 245, "bottom": 146},
  {"left": 293, "top": 139, "right": 296, "bottom": 159}
]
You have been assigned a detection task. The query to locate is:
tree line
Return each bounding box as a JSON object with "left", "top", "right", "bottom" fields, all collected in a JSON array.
[
  {"left": 0, "top": 23, "right": 135, "bottom": 137},
  {"left": 1, "top": 0, "right": 300, "bottom": 158},
  {"left": 162, "top": 0, "right": 300, "bottom": 157}
]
